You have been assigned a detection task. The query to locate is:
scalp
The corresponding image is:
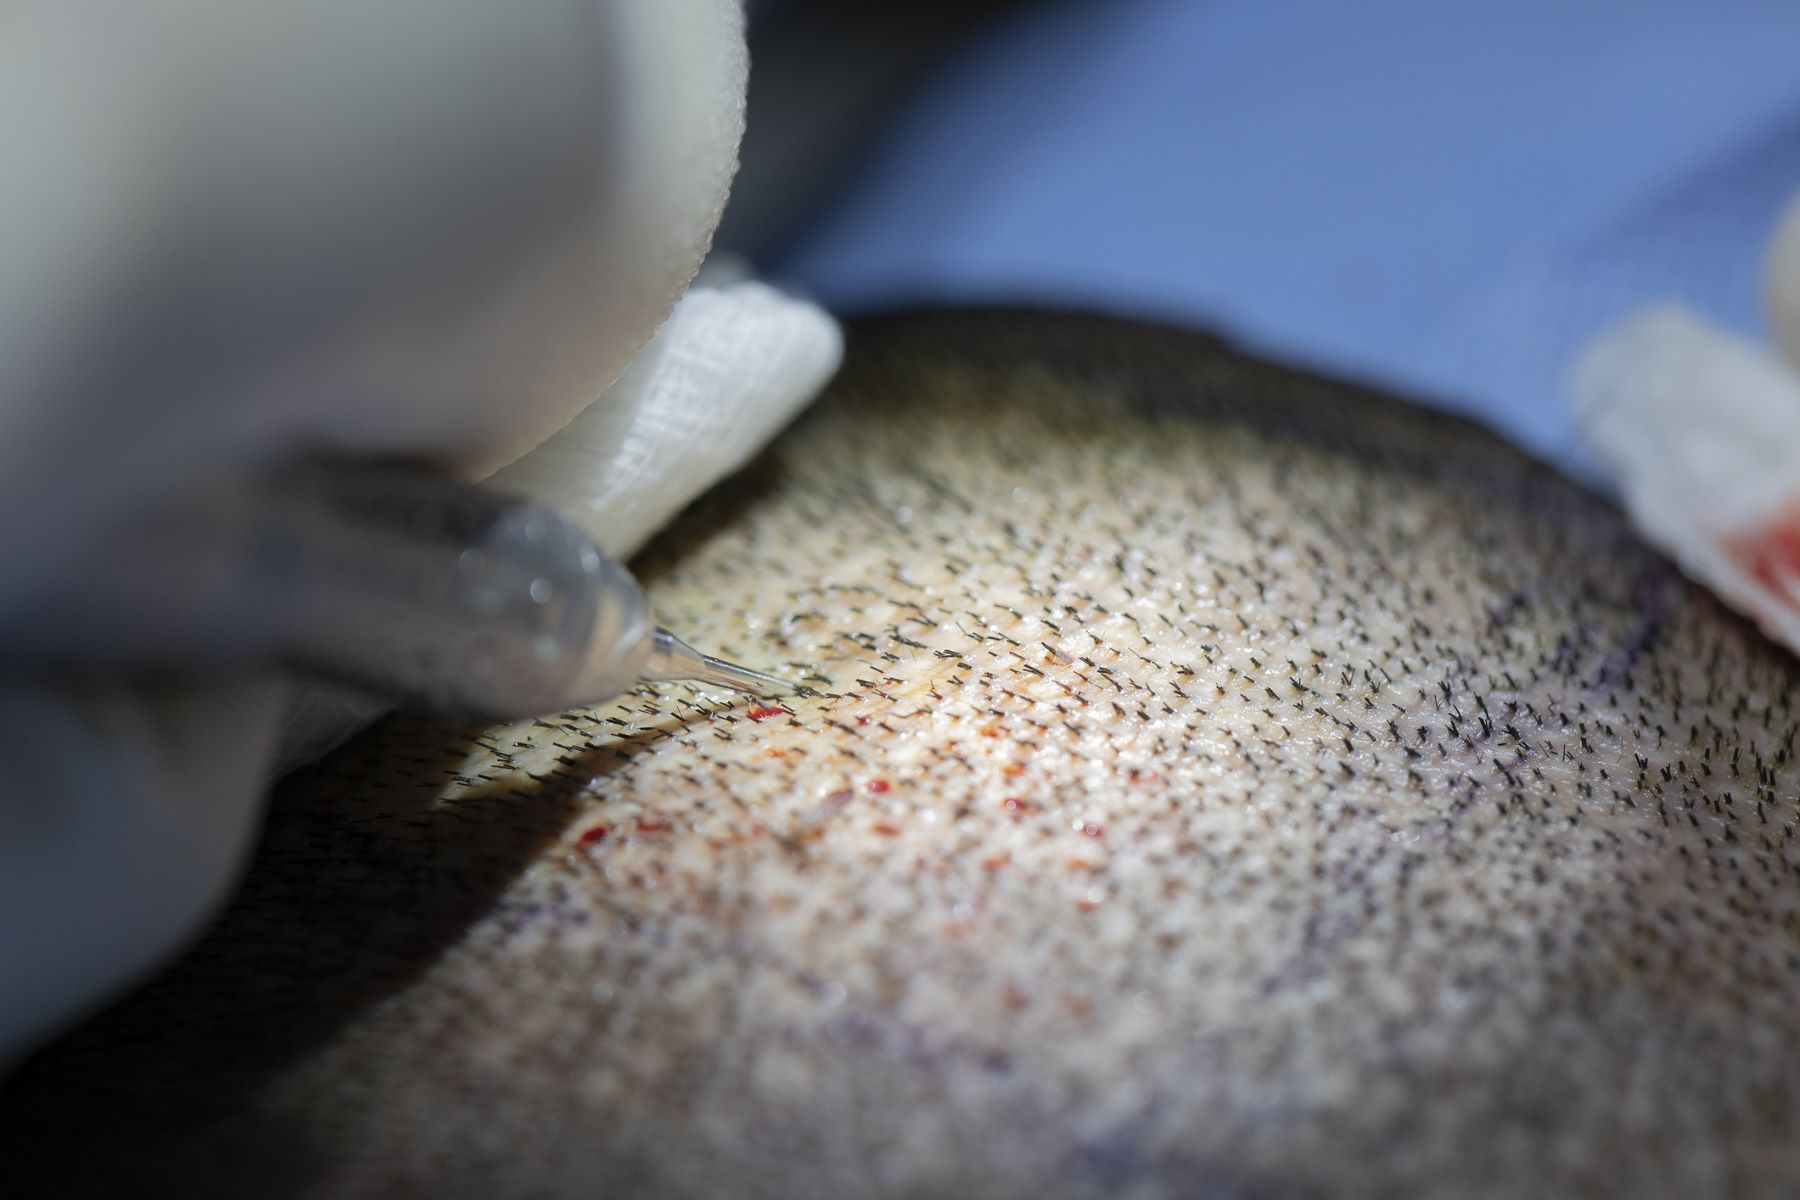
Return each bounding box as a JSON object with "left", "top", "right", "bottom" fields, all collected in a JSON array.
[{"left": 9, "top": 310, "right": 1800, "bottom": 1198}]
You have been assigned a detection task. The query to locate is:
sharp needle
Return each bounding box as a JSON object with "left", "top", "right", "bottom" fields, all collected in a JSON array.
[{"left": 641, "top": 627, "right": 797, "bottom": 697}]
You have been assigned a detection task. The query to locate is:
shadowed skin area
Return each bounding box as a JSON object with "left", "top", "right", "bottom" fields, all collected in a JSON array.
[{"left": 7, "top": 310, "right": 1800, "bottom": 1198}]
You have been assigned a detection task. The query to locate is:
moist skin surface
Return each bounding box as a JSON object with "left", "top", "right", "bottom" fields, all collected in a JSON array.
[{"left": 7, "top": 310, "right": 1800, "bottom": 1199}]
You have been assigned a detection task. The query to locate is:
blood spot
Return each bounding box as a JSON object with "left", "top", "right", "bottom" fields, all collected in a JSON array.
[
  {"left": 867, "top": 779, "right": 892, "bottom": 794},
  {"left": 1002, "top": 797, "right": 1029, "bottom": 813},
  {"left": 1725, "top": 502, "right": 1800, "bottom": 603},
  {"left": 747, "top": 705, "right": 785, "bottom": 721},
  {"left": 576, "top": 825, "right": 609, "bottom": 846}
]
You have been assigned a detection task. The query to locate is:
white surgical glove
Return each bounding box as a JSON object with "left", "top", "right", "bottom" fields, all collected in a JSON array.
[{"left": 0, "top": 1, "right": 840, "bottom": 1064}]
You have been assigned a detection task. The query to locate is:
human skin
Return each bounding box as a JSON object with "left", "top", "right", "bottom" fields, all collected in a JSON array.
[{"left": 6, "top": 310, "right": 1800, "bottom": 1198}]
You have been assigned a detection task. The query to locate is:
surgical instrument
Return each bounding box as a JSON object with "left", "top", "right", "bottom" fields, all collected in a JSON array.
[{"left": 1, "top": 462, "right": 795, "bottom": 720}]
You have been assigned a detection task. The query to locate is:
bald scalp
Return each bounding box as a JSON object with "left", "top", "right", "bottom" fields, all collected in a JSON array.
[{"left": 7, "top": 310, "right": 1800, "bottom": 1199}]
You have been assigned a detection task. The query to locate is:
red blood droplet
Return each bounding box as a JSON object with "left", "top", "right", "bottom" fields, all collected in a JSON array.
[
  {"left": 867, "top": 779, "right": 892, "bottom": 794},
  {"left": 855, "top": 716, "right": 872, "bottom": 727},
  {"left": 1002, "top": 797, "right": 1028, "bottom": 813},
  {"left": 747, "top": 705, "right": 785, "bottom": 720},
  {"left": 882, "top": 677, "right": 901, "bottom": 686},
  {"left": 1725, "top": 502, "right": 1800, "bottom": 602},
  {"left": 577, "top": 825, "right": 608, "bottom": 846}
]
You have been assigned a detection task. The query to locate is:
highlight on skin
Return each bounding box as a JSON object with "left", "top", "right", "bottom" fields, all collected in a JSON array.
[{"left": 7, "top": 310, "right": 1800, "bottom": 1198}]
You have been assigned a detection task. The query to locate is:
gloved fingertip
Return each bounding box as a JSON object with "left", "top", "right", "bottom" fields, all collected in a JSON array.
[{"left": 0, "top": 675, "right": 281, "bottom": 1064}]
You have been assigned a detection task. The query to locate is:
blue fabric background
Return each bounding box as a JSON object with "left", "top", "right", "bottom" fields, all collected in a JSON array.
[{"left": 773, "top": 0, "right": 1800, "bottom": 473}]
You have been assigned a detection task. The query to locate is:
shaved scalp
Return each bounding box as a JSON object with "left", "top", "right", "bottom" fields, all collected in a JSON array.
[{"left": 8, "top": 311, "right": 1800, "bottom": 1198}]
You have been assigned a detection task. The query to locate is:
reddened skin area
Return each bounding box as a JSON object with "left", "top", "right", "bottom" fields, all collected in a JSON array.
[{"left": 7, "top": 310, "right": 1800, "bottom": 1199}]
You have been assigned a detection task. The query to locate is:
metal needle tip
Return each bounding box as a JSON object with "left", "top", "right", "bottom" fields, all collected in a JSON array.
[{"left": 642, "top": 627, "right": 797, "bottom": 697}]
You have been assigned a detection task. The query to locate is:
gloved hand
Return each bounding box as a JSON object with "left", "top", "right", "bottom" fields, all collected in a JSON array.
[
  {"left": 0, "top": 1, "right": 839, "bottom": 1064},
  {"left": 1576, "top": 192, "right": 1800, "bottom": 657}
]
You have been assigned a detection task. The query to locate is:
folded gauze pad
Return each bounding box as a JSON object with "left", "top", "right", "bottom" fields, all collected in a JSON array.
[{"left": 1578, "top": 306, "right": 1800, "bottom": 657}]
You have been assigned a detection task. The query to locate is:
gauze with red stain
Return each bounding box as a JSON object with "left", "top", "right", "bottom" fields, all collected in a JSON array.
[{"left": 1578, "top": 305, "right": 1800, "bottom": 656}]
